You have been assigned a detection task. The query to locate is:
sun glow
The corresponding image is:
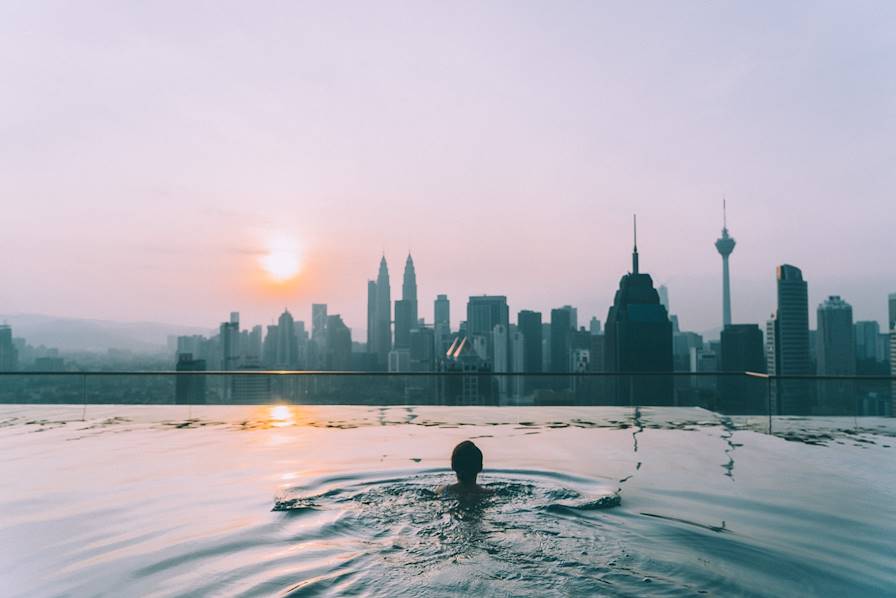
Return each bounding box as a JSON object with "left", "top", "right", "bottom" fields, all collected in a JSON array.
[
  {"left": 269, "top": 405, "right": 294, "bottom": 427},
  {"left": 260, "top": 238, "right": 301, "bottom": 282}
]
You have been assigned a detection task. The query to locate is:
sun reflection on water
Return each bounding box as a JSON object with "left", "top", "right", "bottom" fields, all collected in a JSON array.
[{"left": 269, "top": 405, "right": 294, "bottom": 427}]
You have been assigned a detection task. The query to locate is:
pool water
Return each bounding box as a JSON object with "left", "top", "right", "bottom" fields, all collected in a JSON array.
[{"left": 1, "top": 405, "right": 894, "bottom": 596}]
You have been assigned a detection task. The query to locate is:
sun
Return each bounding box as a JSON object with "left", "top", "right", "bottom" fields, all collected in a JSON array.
[{"left": 260, "top": 238, "right": 301, "bottom": 282}]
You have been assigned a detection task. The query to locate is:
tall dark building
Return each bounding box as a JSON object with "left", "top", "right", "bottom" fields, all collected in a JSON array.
[
  {"left": 768, "top": 264, "right": 811, "bottom": 414},
  {"left": 466, "top": 295, "right": 509, "bottom": 362},
  {"left": 275, "top": 309, "right": 299, "bottom": 368},
  {"left": 368, "top": 257, "right": 392, "bottom": 368},
  {"left": 325, "top": 314, "right": 352, "bottom": 370},
  {"left": 175, "top": 353, "right": 207, "bottom": 404},
  {"left": 366, "top": 280, "right": 377, "bottom": 352},
  {"left": 394, "top": 300, "right": 414, "bottom": 349},
  {"left": 604, "top": 218, "right": 674, "bottom": 403},
  {"left": 888, "top": 292, "right": 896, "bottom": 331},
  {"left": 434, "top": 294, "right": 451, "bottom": 354},
  {"left": 402, "top": 254, "right": 418, "bottom": 317},
  {"left": 550, "top": 308, "right": 572, "bottom": 374},
  {"left": 394, "top": 255, "right": 419, "bottom": 350},
  {"left": 219, "top": 312, "right": 240, "bottom": 370},
  {"left": 409, "top": 326, "right": 436, "bottom": 372},
  {"left": 0, "top": 325, "right": 18, "bottom": 372},
  {"left": 517, "top": 310, "right": 543, "bottom": 373},
  {"left": 772, "top": 265, "right": 810, "bottom": 375},
  {"left": 719, "top": 324, "right": 765, "bottom": 413}
]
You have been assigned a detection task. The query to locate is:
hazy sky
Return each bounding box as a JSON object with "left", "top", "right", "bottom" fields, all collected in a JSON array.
[{"left": 2, "top": 1, "right": 894, "bottom": 336}]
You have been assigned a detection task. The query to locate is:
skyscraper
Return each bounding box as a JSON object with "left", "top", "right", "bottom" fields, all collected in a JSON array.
[
  {"left": 854, "top": 321, "right": 882, "bottom": 362},
  {"left": 312, "top": 304, "right": 328, "bottom": 345},
  {"left": 550, "top": 307, "right": 572, "bottom": 374},
  {"left": 604, "top": 217, "right": 674, "bottom": 403},
  {"left": 409, "top": 326, "right": 436, "bottom": 372},
  {"left": 657, "top": 285, "right": 670, "bottom": 313},
  {"left": 219, "top": 314, "right": 240, "bottom": 371},
  {"left": 394, "top": 301, "right": 413, "bottom": 349},
  {"left": 517, "top": 310, "right": 543, "bottom": 374},
  {"left": 276, "top": 309, "right": 299, "bottom": 368},
  {"left": 394, "top": 254, "right": 419, "bottom": 350},
  {"left": 371, "top": 256, "right": 392, "bottom": 368},
  {"left": 768, "top": 265, "right": 811, "bottom": 414},
  {"left": 493, "top": 323, "right": 510, "bottom": 399},
  {"left": 325, "top": 314, "right": 352, "bottom": 370},
  {"left": 772, "top": 265, "right": 811, "bottom": 375},
  {"left": 402, "top": 254, "right": 418, "bottom": 315},
  {"left": 0, "top": 325, "right": 18, "bottom": 372},
  {"left": 434, "top": 294, "right": 451, "bottom": 354},
  {"left": 560, "top": 305, "right": 578, "bottom": 330},
  {"left": 366, "top": 280, "right": 377, "bottom": 352},
  {"left": 466, "top": 295, "right": 509, "bottom": 362},
  {"left": 175, "top": 353, "right": 207, "bottom": 404},
  {"left": 714, "top": 200, "right": 736, "bottom": 327},
  {"left": 889, "top": 292, "right": 896, "bottom": 330},
  {"left": 816, "top": 296, "right": 855, "bottom": 375},
  {"left": 719, "top": 324, "right": 765, "bottom": 412},
  {"left": 817, "top": 295, "right": 856, "bottom": 411},
  {"left": 262, "top": 324, "right": 278, "bottom": 368},
  {"left": 434, "top": 294, "right": 450, "bottom": 331}
]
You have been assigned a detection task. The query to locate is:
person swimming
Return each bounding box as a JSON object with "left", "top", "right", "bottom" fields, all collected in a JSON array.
[{"left": 440, "top": 440, "right": 493, "bottom": 495}]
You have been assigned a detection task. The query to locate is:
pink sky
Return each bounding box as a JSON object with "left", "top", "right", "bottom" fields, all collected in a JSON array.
[{"left": 1, "top": 2, "right": 894, "bottom": 335}]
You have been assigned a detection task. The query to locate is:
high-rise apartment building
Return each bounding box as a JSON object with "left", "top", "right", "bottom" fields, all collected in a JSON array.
[
  {"left": 889, "top": 292, "right": 896, "bottom": 330},
  {"left": 767, "top": 265, "right": 811, "bottom": 413},
  {"left": 550, "top": 308, "right": 572, "bottom": 375},
  {"left": 276, "top": 309, "right": 299, "bottom": 368},
  {"left": 366, "top": 280, "right": 377, "bottom": 352},
  {"left": 466, "top": 295, "right": 509, "bottom": 362},
  {"left": 771, "top": 265, "right": 811, "bottom": 375},
  {"left": 559, "top": 305, "right": 578, "bottom": 330},
  {"left": 434, "top": 294, "right": 451, "bottom": 355},
  {"left": 855, "top": 321, "right": 882, "bottom": 362},
  {"left": 311, "top": 304, "right": 328, "bottom": 345},
  {"left": 0, "top": 325, "right": 18, "bottom": 372},
  {"left": 409, "top": 326, "right": 435, "bottom": 372},
  {"left": 816, "top": 296, "right": 855, "bottom": 375},
  {"left": 175, "top": 353, "right": 207, "bottom": 404},
  {"left": 219, "top": 315, "right": 240, "bottom": 371},
  {"left": 719, "top": 324, "right": 765, "bottom": 412},
  {"left": 325, "top": 314, "right": 352, "bottom": 370},
  {"left": 517, "top": 310, "right": 543, "bottom": 374}
]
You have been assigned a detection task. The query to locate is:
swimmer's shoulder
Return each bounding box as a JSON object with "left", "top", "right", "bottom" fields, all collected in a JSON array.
[{"left": 437, "top": 482, "right": 494, "bottom": 496}]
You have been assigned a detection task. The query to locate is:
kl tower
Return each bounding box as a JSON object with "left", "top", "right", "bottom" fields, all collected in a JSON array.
[{"left": 715, "top": 199, "right": 736, "bottom": 327}]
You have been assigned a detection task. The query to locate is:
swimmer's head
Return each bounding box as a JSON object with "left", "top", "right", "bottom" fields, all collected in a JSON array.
[{"left": 451, "top": 440, "right": 483, "bottom": 484}]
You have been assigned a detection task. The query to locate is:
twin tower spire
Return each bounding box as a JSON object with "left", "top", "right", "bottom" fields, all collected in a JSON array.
[{"left": 368, "top": 253, "right": 417, "bottom": 368}]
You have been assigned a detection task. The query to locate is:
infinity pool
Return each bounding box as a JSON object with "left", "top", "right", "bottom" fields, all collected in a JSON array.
[{"left": 1, "top": 405, "right": 894, "bottom": 596}]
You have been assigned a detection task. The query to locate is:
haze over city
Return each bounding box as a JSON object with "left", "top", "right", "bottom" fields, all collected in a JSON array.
[{"left": 2, "top": 2, "right": 894, "bottom": 334}]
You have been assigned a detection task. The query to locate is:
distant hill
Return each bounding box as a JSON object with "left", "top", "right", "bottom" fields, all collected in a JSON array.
[{"left": 0, "top": 314, "right": 213, "bottom": 353}]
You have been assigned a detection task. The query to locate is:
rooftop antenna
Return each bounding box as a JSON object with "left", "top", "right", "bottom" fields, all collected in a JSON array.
[
  {"left": 723, "top": 197, "right": 728, "bottom": 231},
  {"left": 632, "top": 214, "right": 639, "bottom": 274}
]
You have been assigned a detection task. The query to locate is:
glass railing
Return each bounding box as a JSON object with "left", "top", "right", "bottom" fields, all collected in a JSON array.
[{"left": 0, "top": 371, "right": 892, "bottom": 417}]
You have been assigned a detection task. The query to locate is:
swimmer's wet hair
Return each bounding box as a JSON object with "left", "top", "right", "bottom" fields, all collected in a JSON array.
[{"left": 451, "top": 440, "right": 483, "bottom": 482}]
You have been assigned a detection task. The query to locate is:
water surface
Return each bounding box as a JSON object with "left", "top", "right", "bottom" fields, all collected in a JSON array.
[{"left": 1, "top": 405, "right": 894, "bottom": 596}]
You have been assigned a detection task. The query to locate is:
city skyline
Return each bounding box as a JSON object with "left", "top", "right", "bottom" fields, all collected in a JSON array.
[
  {"left": 2, "top": 3, "right": 895, "bottom": 333},
  {"left": 3, "top": 233, "right": 894, "bottom": 339}
]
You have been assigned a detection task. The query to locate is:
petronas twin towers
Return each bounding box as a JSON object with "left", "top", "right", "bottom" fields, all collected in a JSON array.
[{"left": 367, "top": 254, "right": 417, "bottom": 368}]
